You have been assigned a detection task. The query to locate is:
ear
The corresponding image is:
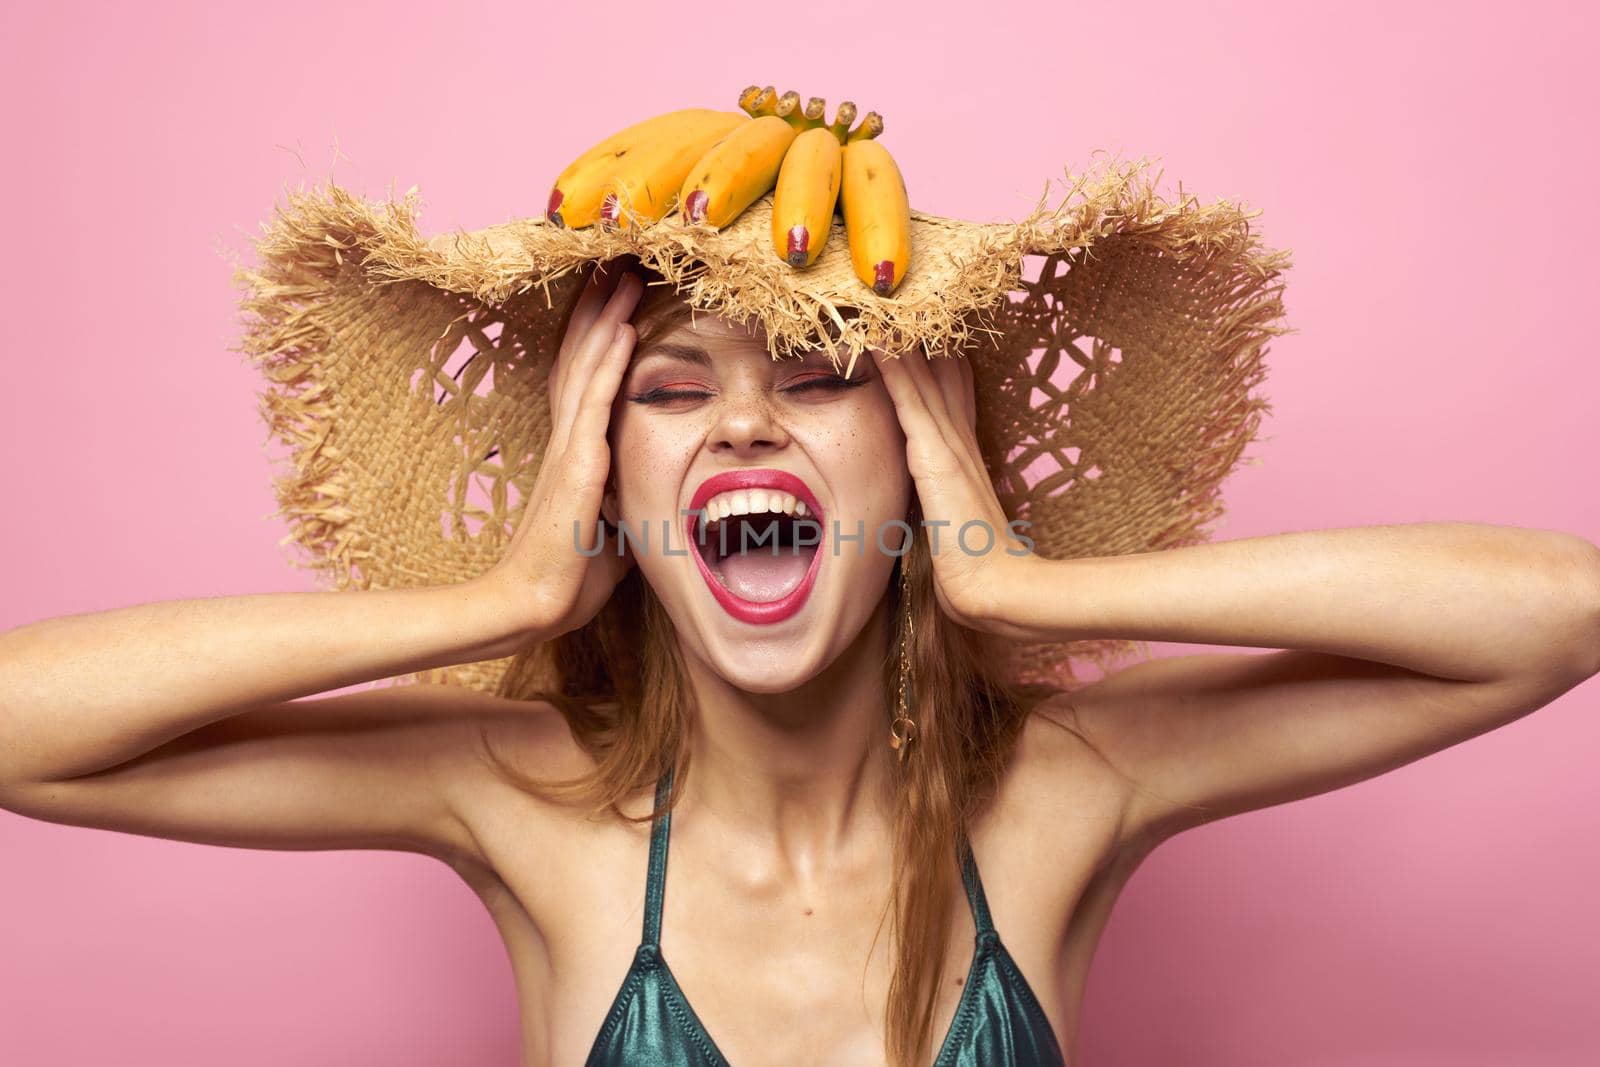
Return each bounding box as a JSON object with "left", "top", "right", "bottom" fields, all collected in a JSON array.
[{"left": 600, "top": 482, "right": 620, "bottom": 525}]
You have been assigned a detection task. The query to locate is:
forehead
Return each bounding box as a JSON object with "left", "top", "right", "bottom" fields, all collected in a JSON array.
[
  {"left": 632, "top": 312, "right": 834, "bottom": 367},
  {"left": 648, "top": 308, "right": 760, "bottom": 344}
]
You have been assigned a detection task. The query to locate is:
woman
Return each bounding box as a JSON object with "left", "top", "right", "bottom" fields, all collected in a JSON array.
[{"left": 3, "top": 248, "right": 1598, "bottom": 1067}]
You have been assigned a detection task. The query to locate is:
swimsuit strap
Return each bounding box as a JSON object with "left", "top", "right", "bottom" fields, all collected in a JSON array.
[
  {"left": 958, "top": 833, "right": 996, "bottom": 939},
  {"left": 642, "top": 763, "right": 675, "bottom": 948}
]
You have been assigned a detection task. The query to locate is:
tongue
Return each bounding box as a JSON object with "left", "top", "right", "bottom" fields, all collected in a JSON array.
[{"left": 713, "top": 544, "right": 817, "bottom": 603}]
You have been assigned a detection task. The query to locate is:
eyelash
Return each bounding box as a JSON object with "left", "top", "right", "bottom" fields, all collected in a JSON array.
[{"left": 626, "top": 375, "right": 866, "bottom": 406}]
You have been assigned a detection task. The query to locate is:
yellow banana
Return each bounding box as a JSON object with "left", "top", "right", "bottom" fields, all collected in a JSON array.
[
  {"left": 737, "top": 85, "right": 770, "bottom": 116},
  {"left": 738, "top": 85, "right": 828, "bottom": 131},
  {"left": 839, "top": 138, "right": 911, "bottom": 296},
  {"left": 680, "top": 115, "right": 799, "bottom": 228},
  {"left": 772, "top": 90, "right": 801, "bottom": 124},
  {"left": 827, "top": 101, "right": 857, "bottom": 144},
  {"left": 770, "top": 126, "right": 843, "bottom": 268},
  {"left": 547, "top": 108, "right": 747, "bottom": 229},
  {"left": 597, "top": 110, "right": 751, "bottom": 230},
  {"left": 845, "top": 111, "right": 884, "bottom": 143}
]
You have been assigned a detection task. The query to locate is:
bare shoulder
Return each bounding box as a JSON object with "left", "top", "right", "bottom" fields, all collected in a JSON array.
[
  {"left": 936, "top": 688, "right": 1142, "bottom": 973},
  {"left": 441, "top": 689, "right": 600, "bottom": 789},
  {"left": 431, "top": 690, "right": 618, "bottom": 881},
  {"left": 1020, "top": 672, "right": 1192, "bottom": 864},
  {"left": 971, "top": 692, "right": 1136, "bottom": 905}
]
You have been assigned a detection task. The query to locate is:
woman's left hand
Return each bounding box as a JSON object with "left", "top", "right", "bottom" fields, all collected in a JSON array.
[{"left": 871, "top": 346, "right": 1036, "bottom": 633}]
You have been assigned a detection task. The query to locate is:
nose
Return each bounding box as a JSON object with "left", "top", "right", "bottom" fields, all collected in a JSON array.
[{"left": 706, "top": 382, "right": 790, "bottom": 458}]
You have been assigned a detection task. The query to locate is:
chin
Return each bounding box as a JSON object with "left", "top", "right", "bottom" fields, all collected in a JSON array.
[
  {"left": 662, "top": 570, "right": 854, "bottom": 695},
  {"left": 634, "top": 513, "right": 890, "bottom": 697},
  {"left": 694, "top": 638, "right": 834, "bottom": 694}
]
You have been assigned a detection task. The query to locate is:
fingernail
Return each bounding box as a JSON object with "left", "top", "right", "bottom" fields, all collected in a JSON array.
[
  {"left": 873, "top": 261, "right": 895, "bottom": 295},
  {"left": 684, "top": 190, "right": 708, "bottom": 224},
  {"left": 786, "top": 225, "right": 809, "bottom": 266}
]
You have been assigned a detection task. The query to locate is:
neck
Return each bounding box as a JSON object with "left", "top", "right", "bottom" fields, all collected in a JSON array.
[{"left": 674, "top": 595, "right": 899, "bottom": 870}]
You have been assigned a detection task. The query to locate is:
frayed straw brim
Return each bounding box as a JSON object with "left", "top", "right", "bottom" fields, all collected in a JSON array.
[{"left": 230, "top": 150, "right": 1292, "bottom": 695}]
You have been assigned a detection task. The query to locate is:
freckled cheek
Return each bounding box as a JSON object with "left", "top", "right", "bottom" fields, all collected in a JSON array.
[
  {"left": 797, "top": 399, "right": 911, "bottom": 520},
  {"left": 610, "top": 420, "right": 695, "bottom": 519}
]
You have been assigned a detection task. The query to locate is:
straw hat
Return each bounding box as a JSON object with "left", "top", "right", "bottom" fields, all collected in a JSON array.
[{"left": 230, "top": 141, "right": 1292, "bottom": 698}]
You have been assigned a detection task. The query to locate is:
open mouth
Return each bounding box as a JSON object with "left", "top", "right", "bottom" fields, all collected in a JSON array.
[
  {"left": 699, "top": 510, "right": 819, "bottom": 600},
  {"left": 685, "top": 471, "right": 827, "bottom": 625}
]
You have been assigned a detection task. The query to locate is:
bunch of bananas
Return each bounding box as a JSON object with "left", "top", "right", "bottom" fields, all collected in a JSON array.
[{"left": 545, "top": 86, "right": 911, "bottom": 297}]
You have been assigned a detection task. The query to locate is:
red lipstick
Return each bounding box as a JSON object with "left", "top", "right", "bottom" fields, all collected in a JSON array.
[{"left": 685, "top": 468, "right": 826, "bottom": 625}]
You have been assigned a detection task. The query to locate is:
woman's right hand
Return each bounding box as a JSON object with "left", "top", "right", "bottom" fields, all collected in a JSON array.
[{"left": 476, "top": 263, "right": 644, "bottom": 646}]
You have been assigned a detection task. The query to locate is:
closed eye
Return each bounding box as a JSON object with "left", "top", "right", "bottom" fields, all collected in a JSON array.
[
  {"left": 626, "top": 386, "right": 712, "bottom": 405},
  {"left": 626, "top": 375, "right": 866, "bottom": 406},
  {"left": 784, "top": 374, "right": 867, "bottom": 395}
]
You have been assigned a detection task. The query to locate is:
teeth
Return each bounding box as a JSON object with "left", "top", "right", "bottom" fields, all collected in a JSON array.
[{"left": 696, "top": 487, "right": 815, "bottom": 532}]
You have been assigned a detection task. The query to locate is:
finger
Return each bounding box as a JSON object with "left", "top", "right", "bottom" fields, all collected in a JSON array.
[
  {"left": 957, "top": 357, "right": 977, "bottom": 437},
  {"left": 556, "top": 325, "right": 635, "bottom": 543},
  {"left": 897, "top": 345, "right": 957, "bottom": 432},
  {"left": 930, "top": 353, "right": 979, "bottom": 447},
  {"left": 565, "top": 321, "right": 637, "bottom": 463},
  {"left": 930, "top": 356, "right": 992, "bottom": 491},
  {"left": 551, "top": 275, "right": 644, "bottom": 453},
  {"left": 549, "top": 320, "right": 617, "bottom": 457},
  {"left": 918, "top": 356, "right": 986, "bottom": 491},
  {"left": 549, "top": 264, "right": 621, "bottom": 407},
  {"left": 564, "top": 262, "right": 623, "bottom": 357},
  {"left": 894, "top": 350, "right": 992, "bottom": 498},
  {"left": 898, "top": 348, "right": 976, "bottom": 468},
  {"left": 870, "top": 347, "right": 941, "bottom": 444},
  {"left": 550, "top": 262, "right": 628, "bottom": 413}
]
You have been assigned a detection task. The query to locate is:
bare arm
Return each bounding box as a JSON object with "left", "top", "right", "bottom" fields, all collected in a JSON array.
[
  {"left": 0, "top": 680, "right": 525, "bottom": 859},
  {"left": 0, "top": 580, "right": 520, "bottom": 786},
  {"left": 1016, "top": 526, "right": 1600, "bottom": 845},
  {"left": 869, "top": 343, "right": 1600, "bottom": 854},
  {"left": 0, "top": 264, "right": 646, "bottom": 861},
  {"left": 990, "top": 522, "right": 1600, "bottom": 686}
]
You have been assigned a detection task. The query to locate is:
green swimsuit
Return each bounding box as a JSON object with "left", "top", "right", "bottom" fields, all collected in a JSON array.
[{"left": 584, "top": 766, "right": 1068, "bottom": 1066}]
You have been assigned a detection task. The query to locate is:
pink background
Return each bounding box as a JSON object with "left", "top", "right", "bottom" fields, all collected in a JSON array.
[{"left": 3, "top": 1, "right": 1597, "bottom": 1063}]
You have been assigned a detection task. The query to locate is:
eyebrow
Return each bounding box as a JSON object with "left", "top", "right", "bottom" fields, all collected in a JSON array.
[{"left": 632, "top": 341, "right": 710, "bottom": 367}]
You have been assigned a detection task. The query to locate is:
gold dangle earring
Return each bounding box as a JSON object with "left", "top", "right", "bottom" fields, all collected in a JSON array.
[{"left": 889, "top": 539, "right": 919, "bottom": 763}]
